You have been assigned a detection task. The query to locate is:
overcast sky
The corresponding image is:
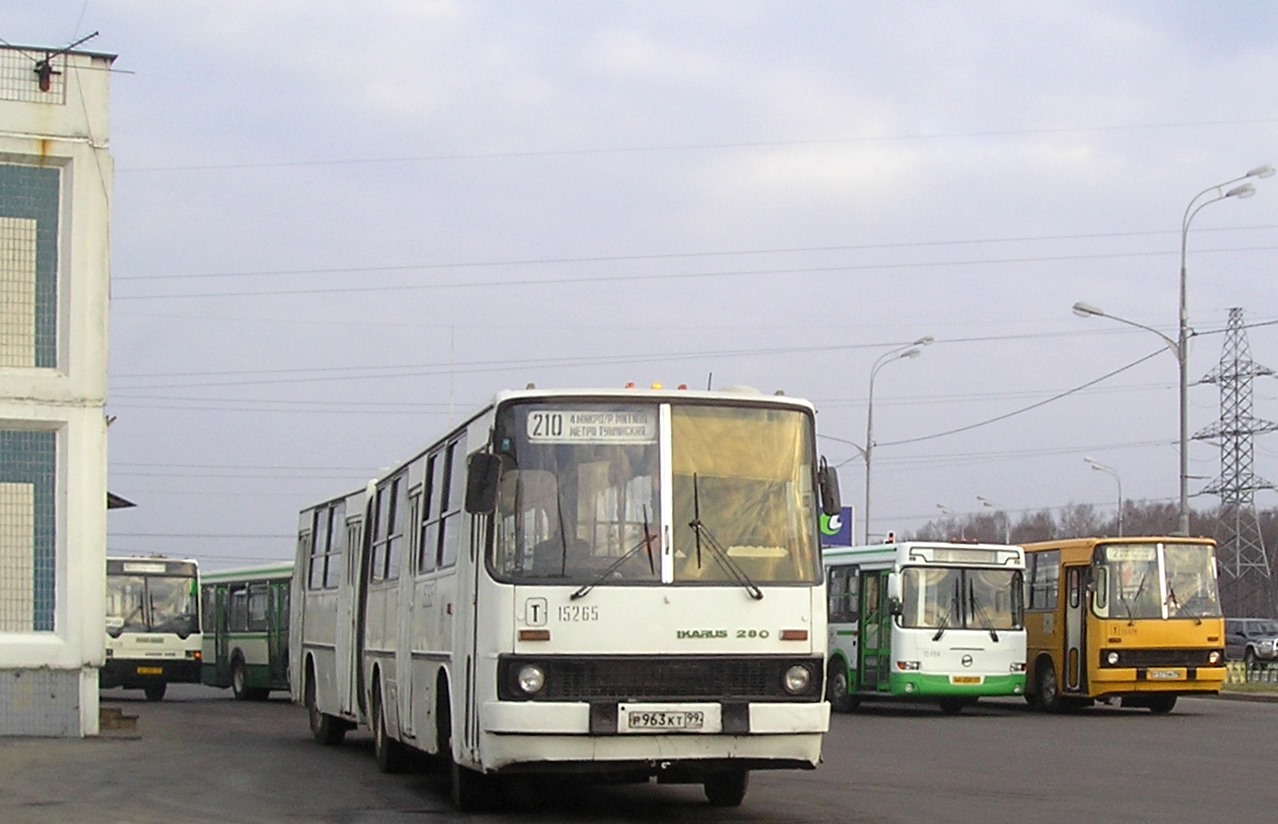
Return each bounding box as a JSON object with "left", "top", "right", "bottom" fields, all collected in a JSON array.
[{"left": 10, "top": 1, "right": 1278, "bottom": 569}]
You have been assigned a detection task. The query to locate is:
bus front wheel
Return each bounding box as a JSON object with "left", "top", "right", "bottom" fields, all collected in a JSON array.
[
  {"left": 704, "top": 770, "right": 749, "bottom": 807},
  {"left": 1147, "top": 694, "right": 1177, "bottom": 714},
  {"left": 1036, "top": 659, "right": 1061, "bottom": 713}
]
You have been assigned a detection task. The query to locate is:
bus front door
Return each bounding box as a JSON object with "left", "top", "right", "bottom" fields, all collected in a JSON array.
[
  {"left": 215, "top": 586, "right": 231, "bottom": 685},
  {"left": 269, "top": 582, "right": 289, "bottom": 690},
  {"left": 1063, "top": 564, "right": 1086, "bottom": 694},
  {"left": 858, "top": 570, "right": 892, "bottom": 692}
]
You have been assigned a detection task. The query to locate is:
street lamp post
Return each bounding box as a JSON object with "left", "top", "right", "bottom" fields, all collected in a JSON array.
[
  {"left": 863, "top": 335, "right": 933, "bottom": 544},
  {"left": 936, "top": 504, "right": 964, "bottom": 540},
  {"left": 1084, "top": 456, "right": 1124, "bottom": 537},
  {"left": 1074, "top": 163, "right": 1273, "bottom": 536},
  {"left": 977, "top": 495, "right": 1010, "bottom": 543}
]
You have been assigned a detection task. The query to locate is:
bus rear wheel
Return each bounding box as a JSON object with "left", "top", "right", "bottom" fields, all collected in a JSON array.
[
  {"left": 1036, "top": 659, "right": 1061, "bottom": 713},
  {"left": 704, "top": 770, "right": 749, "bottom": 807},
  {"left": 373, "top": 686, "right": 410, "bottom": 774},
  {"left": 143, "top": 682, "right": 166, "bottom": 702},
  {"left": 306, "top": 673, "right": 345, "bottom": 745},
  {"left": 232, "top": 660, "right": 250, "bottom": 700},
  {"left": 827, "top": 659, "right": 853, "bottom": 713}
]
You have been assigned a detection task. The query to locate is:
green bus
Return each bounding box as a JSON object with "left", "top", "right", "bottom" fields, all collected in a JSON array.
[{"left": 201, "top": 562, "right": 293, "bottom": 700}]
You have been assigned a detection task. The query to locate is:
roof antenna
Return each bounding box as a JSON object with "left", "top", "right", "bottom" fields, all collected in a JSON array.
[
  {"left": 706, "top": 372, "right": 713, "bottom": 391},
  {"left": 34, "top": 31, "right": 99, "bottom": 92}
]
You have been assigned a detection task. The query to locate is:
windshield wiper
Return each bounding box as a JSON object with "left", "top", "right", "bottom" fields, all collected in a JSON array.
[
  {"left": 1128, "top": 571, "right": 1149, "bottom": 626},
  {"left": 968, "top": 579, "right": 999, "bottom": 642},
  {"left": 932, "top": 580, "right": 960, "bottom": 641},
  {"left": 688, "top": 474, "right": 763, "bottom": 600},
  {"left": 571, "top": 506, "right": 657, "bottom": 600}
]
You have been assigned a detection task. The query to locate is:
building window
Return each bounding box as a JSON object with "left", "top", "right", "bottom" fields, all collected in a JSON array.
[
  {"left": 0, "top": 164, "right": 60, "bottom": 369},
  {"left": 0, "top": 429, "right": 56, "bottom": 632}
]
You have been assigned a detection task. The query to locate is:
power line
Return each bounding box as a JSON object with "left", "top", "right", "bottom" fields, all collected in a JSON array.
[
  {"left": 111, "top": 243, "right": 1278, "bottom": 301},
  {"left": 110, "top": 224, "right": 1278, "bottom": 282},
  {"left": 115, "top": 117, "right": 1278, "bottom": 173},
  {"left": 879, "top": 349, "right": 1166, "bottom": 447}
]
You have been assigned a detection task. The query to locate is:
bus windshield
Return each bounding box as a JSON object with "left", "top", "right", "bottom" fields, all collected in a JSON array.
[
  {"left": 491, "top": 402, "right": 662, "bottom": 584},
  {"left": 106, "top": 573, "right": 200, "bottom": 638},
  {"left": 898, "top": 566, "right": 1023, "bottom": 631},
  {"left": 1093, "top": 542, "right": 1222, "bottom": 621},
  {"left": 670, "top": 405, "right": 819, "bottom": 584},
  {"left": 489, "top": 400, "right": 820, "bottom": 585}
]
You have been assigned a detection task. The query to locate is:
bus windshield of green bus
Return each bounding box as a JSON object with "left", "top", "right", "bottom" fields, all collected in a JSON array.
[
  {"left": 1092, "top": 542, "right": 1221, "bottom": 621},
  {"left": 489, "top": 401, "right": 819, "bottom": 586},
  {"left": 899, "top": 567, "right": 1023, "bottom": 632},
  {"left": 106, "top": 574, "right": 200, "bottom": 638}
]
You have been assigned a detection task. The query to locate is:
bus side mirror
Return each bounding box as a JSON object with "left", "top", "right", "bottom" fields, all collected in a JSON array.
[
  {"left": 888, "top": 596, "right": 903, "bottom": 616},
  {"left": 464, "top": 453, "right": 502, "bottom": 514},
  {"left": 818, "top": 458, "right": 841, "bottom": 516},
  {"left": 887, "top": 570, "right": 902, "bottom": 601}
]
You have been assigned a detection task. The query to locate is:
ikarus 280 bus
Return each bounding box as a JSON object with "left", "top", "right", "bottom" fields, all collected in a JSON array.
[
  {"left": 823, "top": 541, "right": 1026, "bottom": 714},
  {"left": 292, "top": 385, "right": 841, "bottom": 810}
]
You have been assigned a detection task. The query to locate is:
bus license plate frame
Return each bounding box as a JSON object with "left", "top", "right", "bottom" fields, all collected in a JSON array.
[
  {"left": 135, "top": 666, "right": 163, "bottom": 676},
  {"left": 619, "top": 705, "right": 709, "bottom": 734},
  {"left": 1147, "top": 668, "right": 1182, "bottom": 680}
]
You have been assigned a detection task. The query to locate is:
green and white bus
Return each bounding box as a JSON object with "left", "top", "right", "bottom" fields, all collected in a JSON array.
[
  {"left": 201, "top": 562, "right": 293, "bottom": 700},
  {"left": 823, "top": 541, "right": 1026, "bottom": 714},
  {"left": 102, "top": 556, "right": 203, "bottom": 701}
]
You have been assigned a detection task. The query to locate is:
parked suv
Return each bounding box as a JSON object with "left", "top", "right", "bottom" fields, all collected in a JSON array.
[{"left": 1225, "top": 618, "right": 1278, "bottom": 669}]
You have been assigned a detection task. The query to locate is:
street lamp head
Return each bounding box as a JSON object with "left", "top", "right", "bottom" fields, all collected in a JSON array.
[
  {"left": 1226, "top": 183, "right": 1257, "bottom": 200},
  {"left": 1072, "top": 301, "right": 1104, "bottom": 318},
  {"left": 912, "top": 335, "right": 935, "bottom": 347},
  {"left": 1247, "top": 164, "right": 1276, "bottom": 180},
  {"left": 900, "top": 347, "right": 922, "bottom": 360}
]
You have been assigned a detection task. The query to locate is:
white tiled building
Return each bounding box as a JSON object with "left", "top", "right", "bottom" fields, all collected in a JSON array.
[{"left": 0, "top": 43, "right": 115, "bottom": 737}]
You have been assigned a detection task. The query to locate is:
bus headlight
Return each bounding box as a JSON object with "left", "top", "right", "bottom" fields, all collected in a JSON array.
[
  {"left": 1208, "top": 650, "right": 1222, "bottom": 665},
  {"left": 516, "top": 664, "right": 546, "bottom": 696},
  {"left": 783, "top": 665, "right": 812, "bottom": 695},
  {"left": 1106, "top": 651, "right": 1120, "bottom": 666}
]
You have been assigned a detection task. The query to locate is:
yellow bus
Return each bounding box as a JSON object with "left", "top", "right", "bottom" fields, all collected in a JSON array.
[{"left": 1021, "top": 536, "right": 1225, "bottom": 714}]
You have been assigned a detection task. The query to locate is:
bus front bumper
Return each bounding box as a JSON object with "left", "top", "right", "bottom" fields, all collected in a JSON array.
[
  {"left": 476, "top": 700, "right": 828, "bottom": 772},
  {"left": 888, "top": 672, "right": 1026, "bottom": 697},
  {"left": 100, "top": 658, "right": 202, "bottom": 689},
  {"left": 1089, "top": 665, "right": 1226, "bottom": 695}
]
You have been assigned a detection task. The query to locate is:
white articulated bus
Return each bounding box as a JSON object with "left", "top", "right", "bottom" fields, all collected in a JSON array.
[
  {"left": 102, "top": 556, "right": 203, "bottom": 701},
  {"left": 292, "top": 386, "right": 841, "bottom": 810},
  {"left": 823, "top": 541, "right": 1026, "bottom": 714}
]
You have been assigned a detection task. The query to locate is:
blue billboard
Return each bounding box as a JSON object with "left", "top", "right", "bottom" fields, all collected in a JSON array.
[{"left": 819, "top": 506, "right": 854, "bottom": 547}]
